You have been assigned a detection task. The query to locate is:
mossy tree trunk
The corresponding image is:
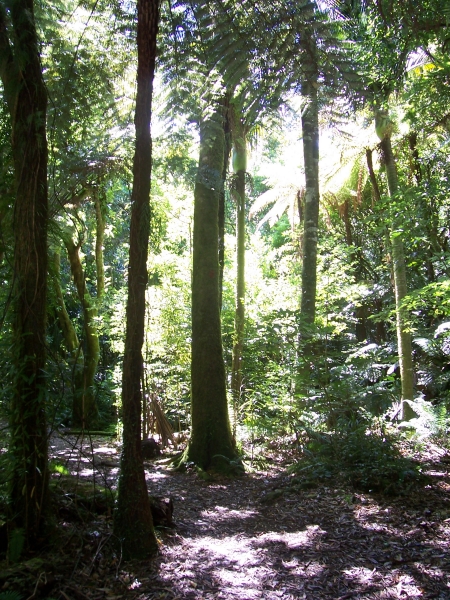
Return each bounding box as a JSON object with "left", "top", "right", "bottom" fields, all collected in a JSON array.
[
  {"left": 230, "top": 102, "right": 247, "bottom": 434},
  {"left": 375, "top": 109, "right": 415, "bottom": 421},
  {"left": 57, "top": 187, "right": 105, "bottom": 427},
  {"left": 300, "top": 76, "right": 320, "bottom": 326},
  {"left": 365, "top": 148, "right": 382, "bottom": 204},
  {"left": 94, "top": 190, "right": 105, "bottom": 299},
  {"left": 186, "top": 101, "right": 236, "bottom": 470},
  {"left": 298, "top": 70, "right": 320, "bottom": 396},
  {"left": 0, "top": 0, "right": 49, "bottom": 545},
  {"left": 113, "top": 0, "right": 160, "bottom": 560},
  {"left": 65, "top": 238, "right": 100, "bottom": 428},
  {"left": 52, "top": 250, "right": 84, "bottom": 399}
]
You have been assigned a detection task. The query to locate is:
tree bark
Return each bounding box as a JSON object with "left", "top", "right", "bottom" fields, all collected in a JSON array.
[
  {"left": 113, "top": 0, "right": 160, "bottom": 559},
  {"left": 52, "top": 251, "right": 84, "bottom": 402},
  {"left": 300, "top": 76, "right": 320, "bottom": 325},
  {"left": 65, "top": 238, "right": 100, "bottom": 427},
  {"left": 376, "top": 110, "right": 416, "bottom": 421},
  {"left": 0, "top": 0, "right": 49, "bottom": 545},
  {"left": 298, "top": 71, "right": 320, "bottom": 393},
  {"left": 365, "top": 148, "right": 382, "bottom": 204},
  {"left": 94, "top": 191, "right": 106, "bottom": 299},
  {"left": 52, "top": 251, "right": 80, "bottom": 355},
  {"left": 230, "top": 103, "right": 247, "bottom": 436},
  {"left": 186, "top": 101, "right": 236, "bottom": 469},
  {"left": 218, "top": 95, "right": 232, "bottom": 310}
]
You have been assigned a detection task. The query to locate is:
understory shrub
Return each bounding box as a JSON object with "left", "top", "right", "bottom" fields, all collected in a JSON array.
[{"left": 290, "top": 427, "right": 427, "bottom": 495}]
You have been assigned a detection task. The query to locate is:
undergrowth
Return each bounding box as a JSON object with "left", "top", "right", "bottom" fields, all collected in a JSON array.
[{"left": 290, "top": 426, "right": 427, "bottom": 495}]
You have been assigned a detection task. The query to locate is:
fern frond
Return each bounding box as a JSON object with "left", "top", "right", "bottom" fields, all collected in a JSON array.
[{"left": 0, "top": 592, "right": 23, "bottom": 600}]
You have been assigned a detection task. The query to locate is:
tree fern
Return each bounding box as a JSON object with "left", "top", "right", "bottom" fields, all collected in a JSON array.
[{"left": 0, "top": 592, "right": 23, "bottom": 600}]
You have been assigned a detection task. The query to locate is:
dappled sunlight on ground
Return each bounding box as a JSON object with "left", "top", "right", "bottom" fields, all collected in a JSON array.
[
  {"left": 201, "top": 506, "right": 257, "bottom": 523},
  {"left": 146, "top": 470, "right": 170, "bottom": 481},
  {"left": 256, "top": 525, "right": 326, "bottom": 548},
  {"left": 27, "top": 431, "right": 450, "bottom": 599},
  {"left": 158, "top": 525, "right": 329, "bottom": 598},
  {"left": 153, "top": 469, "right": 450, "bottom": 599}
]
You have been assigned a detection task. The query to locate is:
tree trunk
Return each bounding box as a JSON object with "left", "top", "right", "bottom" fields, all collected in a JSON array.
[
  {"left": 186, "top": 101, "right": 236, "bottom": 470},
  {"left": 341, "top": 199, "right": 369, "bottom": 342},
  {"left": 0, "top": 0, "right": 49, "bottom": 545},
  {"left": 230, "top": 103, "right": 247, "bottom": 437},
  {"left": 65, "top": 239, "right": 100, "bottom": 427},
  {"left": 408, "top": 132, "right": 441, "bottom": 283},
  {"left": 376, "top": 110, "right": 415, "bottom": 421},
  {"left": 298, "top": 72, "right": 320, "bottom": 393},
  {"left": 52, "top": 251, "right": 84, "bottom": 402},
  {"left": 218, "top": 95, "right": 232, "bottom": 310},
  {"left": 113, "top": 0, "right": 160, "bottom": 559},
  {"left": 94, "top": 191, "right": 106, "bottom": 299},
  {"left": 300, "top": 76, "right": 320, "bottom": 325},
  {"left": 52, "top": 251, "right": 80, "bottom": 354},
  {"left": 365, "top": 148, "right": 382, "bottom": 204}
]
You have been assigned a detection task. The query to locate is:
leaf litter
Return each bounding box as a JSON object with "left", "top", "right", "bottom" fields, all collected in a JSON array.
[{"left": 1, "top": 431, "right": 449, "bottom": 600}]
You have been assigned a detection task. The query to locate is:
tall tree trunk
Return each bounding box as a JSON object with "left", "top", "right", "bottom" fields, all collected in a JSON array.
[
  {"left": 113, "top": 0, "right": 160, "bottom": 559},
  {"left": 375, "top": 109, "right": 415, "bottom": 421},
  {"left": 186, "top": 101, "right": 235, "bottom": 469},
  {"left": 408, "top": 132, "right": 440, "bottom": 283},
  {"left": 341, "top": 199, "right": 368, "bottom": 342},
  {"left": 230, "top": 103, "right": 247, "bottom": 436},
  {"left": 65, "top": 239, "right": 100, "bottom": 427},
  {"left": 300, "top": 76, "right": 320, "bottom": 325},
  {"left": 0, "top": 0, "right": 49, "bottom": 545},
  {"left": 94, "top": 190, "right": 105, "bottom": 299},
  {"left": 52, "top": 251, "right": 84, "bottom": 403},
  {"left": 365, "top": 148, "right": 382, "bottom": 204},
  {"left": 218, "top": 94, "right": 232, "bottom": 310},
  {"left": 52, "top": 251, "right": 80, "bottom": 355},
  {"left": 298, "top": 71, "right": 320, "bottom": 394}
]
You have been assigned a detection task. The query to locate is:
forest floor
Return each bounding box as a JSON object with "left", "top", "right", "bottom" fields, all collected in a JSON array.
[{"left": 1, "top": 430, "right": 450, "bottom": 600}]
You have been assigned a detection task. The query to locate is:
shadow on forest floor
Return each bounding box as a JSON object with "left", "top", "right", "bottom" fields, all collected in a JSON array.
[{"left": 0, "top": 431, "right": 449, "bottom": 600}]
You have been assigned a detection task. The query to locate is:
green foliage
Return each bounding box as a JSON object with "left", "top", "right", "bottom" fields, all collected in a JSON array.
[
  {"left": 409, "top": 321, "right": 450, "bottom": 407},
  {"left": 264, "top": 213, "right": 291, "bottom": 249},
  {"left": 49, "top": 461, "right": 69, "bottom": 476},
  {"left": 0, "top": 592, "right": 23, "bottom": 600},
  {"left": 290, "top": 427, "right": 426, "bottom": 495},
  {"left": 1, "top": 0, "right": 450, "bottom": 550},
  {"left": 400, "top": 402, "right": 449, "bottom": 441},
  {"left": 7, "top": 528, "right": 24, "bottom": 564}
]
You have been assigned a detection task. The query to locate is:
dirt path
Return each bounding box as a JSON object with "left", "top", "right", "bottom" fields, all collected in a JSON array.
[
  {"left": 145, "top": 460, "right": 450, "bottom": 599},
  {"left": 3, "top": 432, "right": 449, "bottom": 600}
]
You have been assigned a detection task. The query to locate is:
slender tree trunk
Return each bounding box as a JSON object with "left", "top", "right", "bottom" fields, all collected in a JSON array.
[
  {"left": 0, "top": 205, "right": 7, "bottom": 266},
  {"left": 230, "top": 103, "right": 247, "bottom": 435},
  {"left": 376, "top": 110, "right": 415, "bottom": 421},
  {"left": 113, "top": 0, "right": 160, "bottom": 559},
  {"left": 408, "top": 132, "right": 441, "bottom": 283},
  {"left": 52, "top": 251, "right": 80, "bottom": 354},
  {"left": 52, "top": 251, "right": 84, "bottom": 403},
  {"left": 0, "top": 0, "right": 49, "bottom": 546},
  {"left": 365, "top": 148, "right": 382, "bottom": 204},
  {"left": 297, "top": 72, "right": 320, "bottom": 395},
  {"left": 65, "top": 239, "right": 100, "bottom": 427},
  {"left": 94, "top": 191, "right": 105, "bottom": 299},
  {"left": 186, "top": 101, "right": 235, "bottom": 469},
  {"left": 408, "top": 132, "right": 422, "bottom": 186},
  {"left": 218, "top": 95, "right": 232, "bottom": 310},
  {"left": 341, "top": 199, "right": 368, "bottom": 342},
  {"left": 300, "top": 76, "right": 320, "bottom": 325}
]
